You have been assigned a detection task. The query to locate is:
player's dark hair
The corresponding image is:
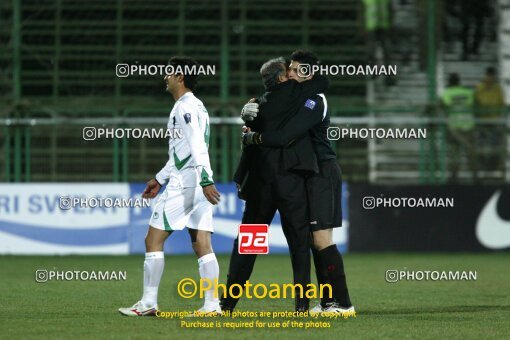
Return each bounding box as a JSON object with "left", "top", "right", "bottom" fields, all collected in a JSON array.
[
  {"left": 290, "top": 49, "right": 319, "bottom": 66},
  {"left": 168, "top": 56, "right": 199, "bottom": 90},
  {"left": 260, "top": 57, "right": 287, "bottom": 90}
]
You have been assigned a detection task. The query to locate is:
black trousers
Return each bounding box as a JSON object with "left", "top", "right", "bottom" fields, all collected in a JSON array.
[{"left": 222, "top": 170, "right": 311, "bottom": 310}]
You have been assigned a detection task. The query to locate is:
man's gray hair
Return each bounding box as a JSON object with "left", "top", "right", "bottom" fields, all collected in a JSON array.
[{"left": 260, "top": 57, "right": 287, "bottom": 90}]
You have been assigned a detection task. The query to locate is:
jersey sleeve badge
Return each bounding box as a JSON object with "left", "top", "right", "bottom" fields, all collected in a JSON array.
[{"left": 304, "top": 99, "right": 316, "bottom": 110}]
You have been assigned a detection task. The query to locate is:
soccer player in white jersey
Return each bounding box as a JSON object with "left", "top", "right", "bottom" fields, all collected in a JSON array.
[{"left": 119, "top": 56, "right": 222, "bottom": 316}]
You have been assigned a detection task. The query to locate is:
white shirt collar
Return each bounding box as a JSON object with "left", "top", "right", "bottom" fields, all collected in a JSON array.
[{"left": 177, "top": 91, "right": 193, "bottom": 102}]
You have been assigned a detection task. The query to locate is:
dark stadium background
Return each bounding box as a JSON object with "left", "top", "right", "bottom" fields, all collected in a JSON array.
[{"left": 1, "top": 1, "right": 509, "bottom": 338}]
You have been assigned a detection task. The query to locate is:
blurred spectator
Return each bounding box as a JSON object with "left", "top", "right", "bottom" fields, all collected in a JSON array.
[
  {"left": 459, "top": 0, "right": 491, "bottom": 60},
  {"left": 440, "top": 73, "right": 478, "bottom": 182},
  {"left": 442, "top": 1, "right": 460, "bottom": 51},
  {"left": 475, "top": 67, "right": 506, "bottom": 175},
  {"left": 361, "top": 0, "right": 395, "bottom": 86},
  {"left": 475, "top": 67, "right": 505, "bottom": 116}
]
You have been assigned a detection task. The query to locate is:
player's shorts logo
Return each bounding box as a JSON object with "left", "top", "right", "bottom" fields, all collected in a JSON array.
[
  {"left": 153, "top": 212, "right": 159, "bottom": 219},
  {"left": 238, "top": 224, "right": 269, "bottom": 254}
]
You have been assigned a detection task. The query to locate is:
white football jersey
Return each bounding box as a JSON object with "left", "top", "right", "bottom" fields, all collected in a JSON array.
[{"left": 155, "top": 92, "right": 213, "bottom": 188}]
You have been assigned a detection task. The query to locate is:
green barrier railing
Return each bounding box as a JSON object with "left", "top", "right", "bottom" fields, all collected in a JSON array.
[{"left": 2, "top": 109, "right": 508, "bottom": 183}]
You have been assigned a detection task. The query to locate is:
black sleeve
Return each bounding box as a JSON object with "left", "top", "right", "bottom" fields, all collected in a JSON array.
[
  {"left": 245, "top": 94, "right": 265, "bottom": 131},
  {"left": 289, "top": 74, "right": 329, "bottom": 100},
  {"left": 261, "top": 96, "right": 324, "bottom": 147}
]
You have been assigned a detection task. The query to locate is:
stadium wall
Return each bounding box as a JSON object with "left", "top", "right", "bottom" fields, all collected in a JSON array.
[
  {"left": 1, "top": 183, "right": 507, "bottom": 254},
  {"left": 0, "top": 183, "right": 348, "bottom": 255}
]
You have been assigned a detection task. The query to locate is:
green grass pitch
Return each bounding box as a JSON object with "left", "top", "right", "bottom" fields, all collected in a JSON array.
[{"left": 1, "top": 253, "right": 509, "bottom": 339}]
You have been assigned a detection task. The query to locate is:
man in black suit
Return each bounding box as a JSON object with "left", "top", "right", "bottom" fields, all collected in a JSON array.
[
  {"left": 240, "top": 50, "right": 354, "bottom": 315},
  {"left": 221, "top": 57, "right": 328, "bottom": 312}
]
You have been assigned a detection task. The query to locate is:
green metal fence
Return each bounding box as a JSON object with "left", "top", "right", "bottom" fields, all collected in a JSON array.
[
  {"left": 1, "top": 0, "right": 505, "bottom": 183},
  {"left": 0, "top": 0, "right": 366, "bottom": 108},
  {"left": 0, "top": 0, "right": 371, "bottom": 183},
  {"left": 1, "top": 110, "right": 372, "bottom": 183}
]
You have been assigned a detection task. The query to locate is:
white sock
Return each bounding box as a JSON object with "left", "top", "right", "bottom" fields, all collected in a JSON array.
[
  {"left": 198, "top": 253, "right": 219, "bottom": 307},
  {"left": 141, "top": 251, "right": 164, "bottom": 307}
]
